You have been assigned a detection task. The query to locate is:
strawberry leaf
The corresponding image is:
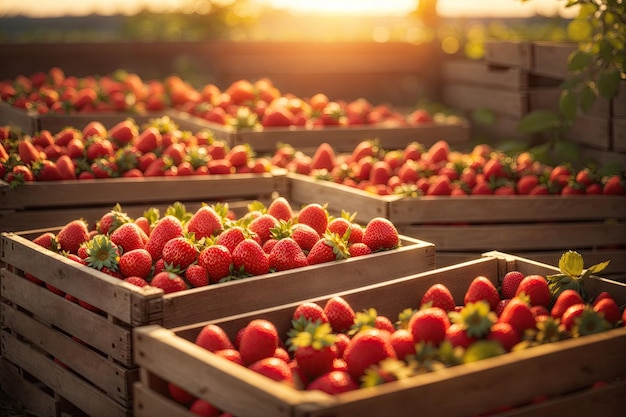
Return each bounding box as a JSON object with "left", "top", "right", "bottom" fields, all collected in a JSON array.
[{"left": 558, "top": 250, "right": 584, "bottom": 277}]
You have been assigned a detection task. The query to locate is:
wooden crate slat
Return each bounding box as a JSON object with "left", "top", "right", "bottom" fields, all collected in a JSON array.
[
  {"left": 442, "top": 83, "right": 527, "bottom": 118},
  {"left": 612, "top": 118, "right": 626, "bottom": 153},
  {"left": 1, "top": 330, "right": 131, "bottom": 417},
  {"left": 528, "top": 87, "right": 610, "bottom": 118},
  {"left": 2, "top": 303, "right": 135, "bottom": 406},
  {"left": 133, "top": 381, "right": 197, "bottom": 417},
  {"left": 613, "top": 82, "right": 626, "bottom": 118},
  {"left": 531, "top": 42, "right": 577, "bottom": 79},
  {"left": 0, "top": 102, "right": 39, "bottom": 134},
  {"left": 484, "top": 40, "right": 532, "bottom": 69},
  {"left": 1, "top": 269, "right": 134, "bottom": 366},
  {"left": 442, "top": 59, "right": 529, "bottom": 90},
  {"left": 397, "top": 221, "right": 626, "bottom": 251}
]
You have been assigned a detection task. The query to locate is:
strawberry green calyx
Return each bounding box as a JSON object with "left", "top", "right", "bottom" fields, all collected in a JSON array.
[
  {"left": 323, "top": 232, "right": 350, "bottom": 261},
  {"left": 349, "top": 308, "right": 378, "bottom": 336},
  {"left": 572, "top": 306, "right": 612, "bottom": 338},
  {"left": 396, "top": 308, "right": 416, "bottom": 330},
  {"left": 165, "top": 201, "right": 192, "bottom": 224},
  {"left": 361, "top": 358, "right": 415, "bottom": 388},
  {"left": 287, "top": 321, "right": 336, "bottom": 352},
  {"left": 547, "top": 251, "right": 610, "bottom": 302},
  {"left": 462, "top": 340, "right": 505, "bottom": 364},
  {"left": 449, "top": 301, "right": 497, "bottom": 339},
  {"left": 86, "top": 234, "right": 120, "bottom": 272}
]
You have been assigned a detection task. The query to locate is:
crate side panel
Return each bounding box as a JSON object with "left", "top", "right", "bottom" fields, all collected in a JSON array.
[
  {"left": 531, "top": 42, "right": 577, "bottom": 79},
  {"left": 613, "top": 118, "right": 626, "bottom": 153},
  {"left": 442, "top": 83, "right": 527, "bottom": 118},
  {"left": 442, "top": 59, "right": 528, "bottom": 90},
  {"left": 528, "top": 87, "right": 610, "bottom": 118},
  {"left": 613, "top": 82, "right": 626, "bottom": 117},
  {"left": 484, "top": 40, "right": 532, "bottom": 69},
  {"left": 133, "top": 382, "right": 197, "bottom": 417},
  {"left": 0, "top": 102, "right": 39, "bottom": 134}
]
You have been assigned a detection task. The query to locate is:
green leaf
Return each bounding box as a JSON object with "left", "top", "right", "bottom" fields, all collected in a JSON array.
[
  {"left": 559, "top": 251, "right": 585, "bottom": 277},
  {"left": 516, "top": 110, "right": 560, "bottom": 134},
  {"left": 567, "top": 50, "right": 594, "bottom": 72},
  {"left": 559, "top": 90, "right": 578, "bottom": 120},
  {"left": 579, "top": 84, "right": 596, "bottom": 114},
  {"left": 567, "top": 19, "right": 593, "bottom": 42},
  {"left": 597, "top": 68, "right": 621, "bottom": 99},
  {"left": 471, "top": 108, "right": 496, "bottom": 126},
  {"left": 552, "top": 140, "right": 581, "bottom": 164},
  {"left": 587, "top": 260, "right": 611, "bottom": 275}
]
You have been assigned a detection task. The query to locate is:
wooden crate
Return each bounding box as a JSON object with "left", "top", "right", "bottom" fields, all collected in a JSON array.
[
  {"left": 287, "top": 173, "right": 626, "bottom": 275},
  {"left": 0, "top": 221, "right": 434, "bottom": 416},
  {"left": 132, "top": 252, "right": 626, "bottom": 417},
  {"left": 0, "top": 171, "right": 287, "bottom": 232},
  {"left": 613, "top": 118, "right": 626, "bottom": 153}
]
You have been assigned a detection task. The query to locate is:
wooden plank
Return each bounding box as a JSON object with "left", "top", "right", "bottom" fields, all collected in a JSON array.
[
  {"left": 612, "top": 117, "right": 626, "bottom": 153},
  {"left": 531, "top": 42, "right": 577, "bottom": 79},
  {"left": 528, "top": 87, "right": 611, "bottom": 118},
  {"left": 0, "top": 102, "right": 39, "bottom": 134},
  {"left": 613, "top": 82, "right": 626, "bottom": 118},
  {"left": 442, "top": 59, "right": 528, "bottom": 90},
  {"left": 2, "top": 304, "right": 136, "bottom": 406},
  {"left": 397, "top": 221, "right": 626, "bottom": 251},
  {"left": 133, "top": 382, "right": 197, "bottom": 417},
  {"left": 442, "top": 83, "right": 527, "bottom": 118},
  {"left": 580, "top": 146, "right": 626, "bottom": 167},
  {"left": 484, "top": 40, "right": 532, "bottom": 69},
  {"left": 1, "top": 330, "right": 131, "bottom": 417}
]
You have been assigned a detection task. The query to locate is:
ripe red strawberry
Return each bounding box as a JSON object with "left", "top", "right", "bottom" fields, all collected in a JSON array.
[
  {"left": 249, "top": 213, "right": 279, "bottom": 244},
  {"left": 561, "top": 303, "right": 586, "bottom": 331},
  {"left": 214, "top": 348, "right": 244, "bottom": 366},
  {"left": 32, "top": 231, "right": 59, "bottom": 252},
  {"left": 310, "top": 142, "right": 336, "bottom": 171},
  {"left": 232, "top": 239, "right": 270, "bottom": 276},
  {"left": 145, "top": 215, "right": 184, "bottom": 260},
  {"left": 119, "top": 248, "right": 152, "bottom": 279},
  {"left": 215, "top": 226, "right": 247, "bottom": 253},
  {"left": 124, "top": 276, "right": 149, "bottom": 287},
  {"left": 593, "top": 297, "right": 621, "bottom": 324},
  {"left": 306, "top": 371, "right": 359, "bottom": 394},
  {"left": 297, "top": 203, "right": 328, "bottom": 236},
  {"left": 362, "top": 217, "right": 399, "bottom": 252},
  {"left": 187, "top": 205, "right": 224, "bottom": 239},
  {"left": 420, "top": 283, "right": 456, "bottom": 312},
  {"left": 348, "top": 242, "right": 372, "bottom": 257},
  {"left": 501, "top": 271, "right": 525, "bottom": 299},
  {"left": 602, "top": 175, "right": 625, "bottom": 195},
  {"left": 18, "top": 138, "right": 43, "bottom": 165},
  {"left": 161, "top": 236, "right": 198, "bottom": 270},
  {"left": 35, "top": 160, "right": 64, "bottom": 181},
  {"left": 293, "top": 302, "right": 328, "bottom": 323},
  {"left": 307, "top": 233, "right": 349, "bottom": 265},
  {"left": 326, "top": 217, "right": 352, "bottom": 239},
  {"left": 269, "top": 237, "right": 309, "bottom": 271},
  {"left": 369, "top": 160, "right": 393, "bottom": 185},
  {"left": 324, "top": 296, "right": 356, "bottom": 333},
  {"left": 134, "top": 126, "right": 162, "bottom": 154},
  {"left": 194, "top": 324, "right": 235, "bottom": 352},
  {"left": 487, "top": 322, "right": 520, "bottom": 351},
  {"left": 444, "top": 323, "right": 477, "bottom": 349},
  {"left": 288, "top": 322, "right": 338, "bottom": 380},
  {"left": 267, "top": 196, "right": 294, "bottom": 222},
  {"left": 168, "top": 382, "right": 196, "bottom": 406},
  {"left": 55, "top": 155, "right": 77, "bottom": 180},
  {"left": 150, "top": 271, "right": 187, "bottom": 294},
  {"left": 389, "top": 329, "right": 416, "bottom": 360},
  {"left": 198, "top": 244, "right": 233, "bottom": 283},
  {"left": 189, "top": 399, "right": 222, "bottom": 417},
  {"left": 290, "top": 223, "right": 320, "bottom": 252},
  {"left": 57, "top": 219, "right": 90, "bottom": 254},
  {"left": 248, "top": 357, "right": 294, "bottom": 386},
  {"left": 110, "top": 222, "right": 148, "bottom": 253},
  {"left": 239, "top": 319, "right": 280, "bottom": 365},
  {"left": 185, "top": 264, "right": 209, "bottom": 287},
  {"left": 464, "top": 276, "right": 500, "bottom": 311},
  {"left": 550, "top": 289, "right": 584, "bottom": 319},
  {"left": 515, "top": 275, "right": 551, "bottom": 308},
  {"left": 109, "top": 119, "right": 138, "bottom": 146},
  {"left": 408, "top": 307, "right": 450, "bottom": 346},
  {"left": 497, "top": 298, "right": 536, "bottom": 334},
  {"left": 515, "top": 174, "right": 540, "bottom": 195},
  {"left": 343, "top": 328, "right": 396, "bottom": 378}
]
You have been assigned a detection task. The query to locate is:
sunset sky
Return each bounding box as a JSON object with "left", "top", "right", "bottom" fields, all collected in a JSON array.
[{"left": 0, "top": 0, "right": 578, "bottom": 18}]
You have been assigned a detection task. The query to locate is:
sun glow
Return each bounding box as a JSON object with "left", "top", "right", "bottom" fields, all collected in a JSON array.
[{"left": 265, "top": 0, "right": 417, "bottom": 15}]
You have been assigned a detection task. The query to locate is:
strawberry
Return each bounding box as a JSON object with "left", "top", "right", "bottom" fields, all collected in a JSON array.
[
  {"left": 198, "top": 244, "right": 233, "bottom": 283},
  {"left": 110, "top": 222, "right": 148, "bottom": 253},
  {"left": 288, "top": 321, "right": 338, "bottom": 380},
  {"left": 145, "top": 215, "right": 184, "bottom": 260},
  {"left": 327, "top": 217, "right": 352, "bottom": 239},
  {"left": 348, "top": 242, "right": 372, "bottom": 257},
  {"left": 426, "top": 176, "right": 452, "bottom": 196},
  {"left": 161, "top": 236, "right": 199, "bottom": 270},
  {"left": 248, "top": 357, "right": 294, "bottom": 386},
  {"left": 248, "top": 213, "right": 279, "bottom": 244},
  {"left": 32, "top": 231, "right": 59, "bottom": 252},
  {"left": 124, "top": 276, "right": 149, "bottom": 287},
  {"left": 408, "top": 306, "right": 450, "bottom": 346},
  {"left": 232, "top": 239, "right": 270, "bottom": 276},
  {"left": 389, "top": 329, "right": 416, "bottom": 360},
  {"left": 290, "top": 223, "right": 320, "bottom": 252},
  {"left": 57, "top": 219, "right": 90, "bottom": 254},
  {"left": 35, "top": 160, "right": 64, "bottom": 181},
  {"left": 119, "top": 248, "right": 152, "bottom": 279},
  {"left": 267, "top": 196, "right": 294, "bottom": 222},
  {"left": 214, "top": 349, "right": 244, "bottom": 366},
  {"left": 86, "top": 138, "right": 115, "bottom": 161},
  {"left": 185, "top": 264, "right": 209, "bottom": 287},
  {"left": 561, "top": 303, "right": 586, "bottom": 331},
  {"left": 444, "top": 323, "right": 477, "bottom": 349},
  {"left": 515, "top": 275, "right": 551, "bottom": 308},
  {"left": 306, "top": 371, "right": 359, "bottom": 394},
  {"left": 550, "top": 289, "right": 584, "bottom": 319},
  {"left": 194, "top": 324, "right": 235, "bottom": 352},
  {"left": 150, "top": 271, "right": 187, "bottom": 294},
  {"left": 168, "top": 382, "right": 196, "bottom": 406},
  {"left": 134, "top": 126, "right": 162, "bottom": 154},
  {"left": 324, "top": 296, "right": 356, "bottom": 333},
  {"left": 18, "top": 138, "right": 43, "bottom": 165},
  {"left": 420, "top": 283, "right": 456, "bottom": 312},
  {"left": 425, "top": 140, "right": 449, "bottom": 165},
  {"left": 602, "top": 175, "right": 625, "bottom": 195},
  {"left": 297, "top": 203, "right": 328, "bottom": 236},
  {"left": 215, "top": 226, "right": 247, "bottom": 253},
  {"left": 493, "top": 298, "right": 509, "bottom": 318},
  {"left": 293, "top": 302, "right": 328, "bottom": 323},
  {"left": 189, "top": 399, "right": 222, "bottom": 417},
  {"left": 310, "top": 142, "right": 336, "bottom": 171},
  {"left": 593, "top": 297, "right": 621, "bottom": 324},
  {"left": 464, "top": 276, "right": 500, "bottom": 311},
  {"left": 269, "top": 237, "right": 309, "bottom": 271},
  {"left": 307, "top": 233, "right": 349, "bottom": 265},
  {"left": 144, "top": 156, "right": 172, "bottom": 177},
  {"left": 238, "top": 319, "right": 280, "bottom": 366},
  {"left": 343, "top": 328, "right": 396, "bottom": 378},
  {"left": 497, "top": 298, "right": 536, "bottom": 334},
  {"left": 486, "top": 322, "right": 520, "bottom": 351},
  {"left": 500, "top": 271, "right": 525, "bottom": 299},
  {"left": 515, "top": 174, "right": 539, "bottom": 195},
  {"left": 369, "top": 160, "right": 393, "bottom": 185},
  {"left": 109, "top": 119, "right": 138, "bottom": 146}
]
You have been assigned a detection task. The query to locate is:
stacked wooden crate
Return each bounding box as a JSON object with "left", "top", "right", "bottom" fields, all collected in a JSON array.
[
  {"left": 132, "top": 252, "right": 626, "bottom": 417},
  {"left": 443, "top": 40, "right": 626, "bottom": 166},
  {"left": 0, "top": 214, "right": 435, "bottom": 417}
]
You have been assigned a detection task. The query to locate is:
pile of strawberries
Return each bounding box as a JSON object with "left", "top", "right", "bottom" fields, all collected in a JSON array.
[
  {"left": 0, "top": 116, "right": 272, "bottom": 187},
  {"left": 167, "top": 263, "right": 624, "bottom": 415},
  {"left": 273, "top": 139, "right": 626, "bottom": 196},
  {"left": 26, "top": 197, "right": 401, "bottom": 306}
]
